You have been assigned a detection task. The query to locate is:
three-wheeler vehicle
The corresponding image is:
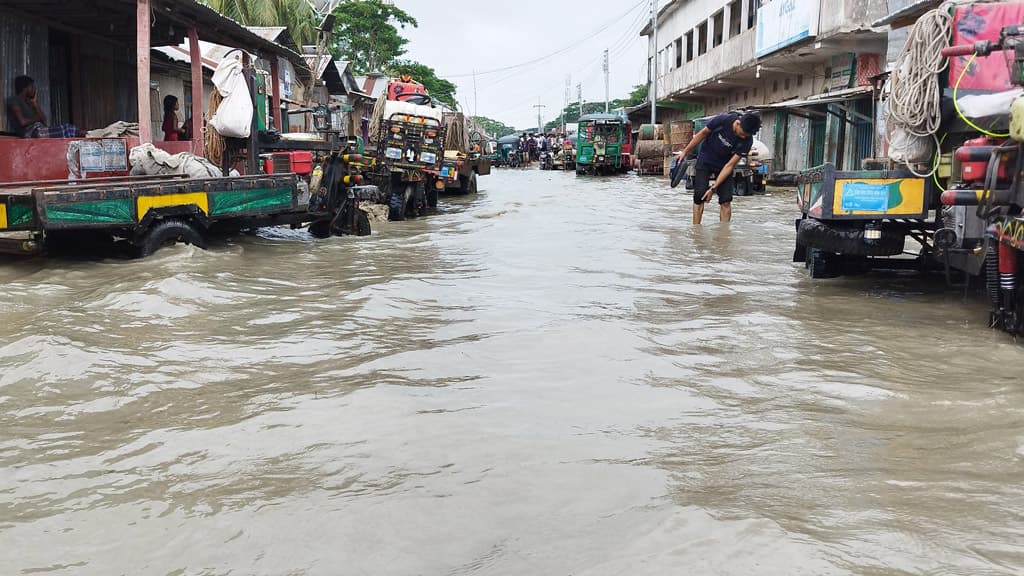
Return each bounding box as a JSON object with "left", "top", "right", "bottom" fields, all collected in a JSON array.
[{"left": 576, "top": 113, "right": 628, "bottom": 175}]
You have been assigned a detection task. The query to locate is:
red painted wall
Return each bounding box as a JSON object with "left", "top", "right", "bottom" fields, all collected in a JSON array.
[{"left": 0, "top": 138, "right": 197, "bottom": 183}]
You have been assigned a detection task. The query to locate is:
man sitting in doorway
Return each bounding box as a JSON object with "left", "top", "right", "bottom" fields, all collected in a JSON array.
[
  {"left": 674, "top": 111, "right": 760, "bottom": 225},
  {"left": 6, "top": 76, "right": 80, "bottom": 138}
]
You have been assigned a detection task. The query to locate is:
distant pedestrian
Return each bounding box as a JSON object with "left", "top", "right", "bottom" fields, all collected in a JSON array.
[{"left": 674, "top": 111, "right": 760, "bottom": 225}]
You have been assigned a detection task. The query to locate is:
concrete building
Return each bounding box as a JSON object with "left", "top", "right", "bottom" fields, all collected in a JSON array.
[{"left": 642, "top": 0, "right": 888, "bottom": 177}]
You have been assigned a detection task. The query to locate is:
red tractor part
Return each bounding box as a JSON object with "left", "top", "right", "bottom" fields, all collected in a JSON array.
[
  {"left": 388, "top": 75, "right": 429, "bottom": 103},
  {"left": 955, "top": 137, "right": 1009, "bottom": 183}
]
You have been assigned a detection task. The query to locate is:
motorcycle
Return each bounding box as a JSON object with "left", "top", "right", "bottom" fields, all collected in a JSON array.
[{"left": 539, "top": 151, "right": 554, "bottom": 170}]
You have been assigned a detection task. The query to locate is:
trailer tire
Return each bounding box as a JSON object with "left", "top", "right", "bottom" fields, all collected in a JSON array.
[
  {"left": 458, "top": 173, "right": 478, "bottom": 195},
  {"left": 807, "top": 249, "right": 841, "bottom": 279},
  {"left": 355, "top": 209, "right": 371, "bottom": 236},
  {"left": 308, "top": 219, "right": 332, "bottom": 239},
  {"left": 426, "top": 186, "right": 439, "bottom": 208},
  {"left": 135, "top": 219, "right": 206, "bottom": 258},
  {"left": 796, "top": 218, "right": 904, "bottom": 257},
  {"left": 389, "top": 184, "right": 410, "bottom": 221},
  {"left": 735, "top": 177, "right": 750, "bottom": 197},
  {"left": 751, "top": 173, "right": 765, "bottom": 192}
]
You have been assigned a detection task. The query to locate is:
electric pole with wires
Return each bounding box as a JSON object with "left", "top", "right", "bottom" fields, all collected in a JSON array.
[
  {"left": 603, "top": 49, "right": 610, "bottom": 114},
  {"left": 563, "top": 75, "right": 570, "bottom": 135},
  {"left": 533, "top": 99, "right": 546, "bottom": 134}
]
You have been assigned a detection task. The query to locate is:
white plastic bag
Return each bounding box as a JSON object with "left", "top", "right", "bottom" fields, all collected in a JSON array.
[
  {"left": 209, "top": 56, "right": 253, "bottom": 138},
  {"left": 129, "top": 143, "right": 221, "bottom": 178},
  {"left": 887, "top": 123, "right": 932, "bottom": 164}
]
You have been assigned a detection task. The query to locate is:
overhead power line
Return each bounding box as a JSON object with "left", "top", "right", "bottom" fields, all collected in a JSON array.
[{"left": 441, "top": 0, "right": 647, "bottom": 78}]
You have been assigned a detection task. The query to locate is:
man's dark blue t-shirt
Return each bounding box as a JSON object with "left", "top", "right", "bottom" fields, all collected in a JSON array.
[{"left": 697, "top": 113, "right": 753, "bottom": 171}]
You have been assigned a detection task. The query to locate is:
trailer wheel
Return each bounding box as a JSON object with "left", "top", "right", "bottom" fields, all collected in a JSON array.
[
  {"left": 807, "top": 249, "right": 840, "bottom": 279},
  {"left": 389, "top": 184, "right": 409, "bottom": 221},
  {"left": 751, "top": 173, "right": 765, "bottom": 192},
  {"left": 735, "top": 177, "right": 750, "bottom": 197},
  {"left": 426, "top": 186, "right": 439, "bottom": 208},
  {"left": 797, "top": 218, "right": 904, "bottom": 257},
  {"left": 135, "top": 219, "right": 206, "bottom": 258},
  {"left": 457, "top": 173, "right": 478, "bottom": 195},
  {"left": 355, "top": 209, "right": 371, "bottom": 236},
  {"left": 308, "top": 219, "right": 332, "bottom": 239}
]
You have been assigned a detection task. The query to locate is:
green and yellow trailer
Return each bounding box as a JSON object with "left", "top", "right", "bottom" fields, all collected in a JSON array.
[{"left": 0, "top": 170, "right": 376, "bottom": 258}]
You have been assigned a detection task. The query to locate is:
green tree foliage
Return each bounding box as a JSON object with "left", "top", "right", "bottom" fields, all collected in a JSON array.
[
  {"left": 201, "top": 0, "right": 317, "bottom": 46},
  {"left": 472, "top": 116, "right": 516, "bottom": 138},
  {"left": 331, "top": 0, "right": 418, "bottom": 73},
  {"left": 541, "top": 85, "right": 649, "bottom": 132},
  {"left": 387, "top": 60, "right": 458, "bottom": 110},
  {"left": 544, "top": 102, "right": 609, "bottom": 132},
  {"left": 627, "top": 83, "right": 648, "bottom": 107}
]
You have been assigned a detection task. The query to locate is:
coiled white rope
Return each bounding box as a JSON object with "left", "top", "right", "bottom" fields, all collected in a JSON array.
[
  {"left": 886, "top": 4, "right": 953, "bottom": 175},
  {"left": 888, "top": 4, "right": 953, "bottom": 137}
]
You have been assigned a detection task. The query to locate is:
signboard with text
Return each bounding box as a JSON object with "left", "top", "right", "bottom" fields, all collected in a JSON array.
[{"left": 755, "top": 0, "right": 820, "bottom": 58}]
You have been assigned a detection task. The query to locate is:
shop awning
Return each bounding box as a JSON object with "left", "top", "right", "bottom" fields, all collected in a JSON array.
[
  {"left": 873, "top": 0, "right": 943, "bottom": 29},
  {"left": 752, "top": 86, "right": 875, "bottom": 124},
  {"left": 753, "top": 86, "right": 874, "bottom": 112}
]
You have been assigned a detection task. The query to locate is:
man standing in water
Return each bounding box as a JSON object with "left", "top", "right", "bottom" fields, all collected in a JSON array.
[{"left": 673, "top": 111, "right": 760, "bottom": 224}]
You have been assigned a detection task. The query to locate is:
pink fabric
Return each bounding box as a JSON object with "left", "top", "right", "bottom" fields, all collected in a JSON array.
[{"left": 949, "top": 2, "right": 1024, "bottom": 91}]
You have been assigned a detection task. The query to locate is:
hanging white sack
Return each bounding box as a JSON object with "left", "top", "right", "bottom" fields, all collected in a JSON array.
[{"left": 209, "top": 56, "right": 253, "bottom": 138}]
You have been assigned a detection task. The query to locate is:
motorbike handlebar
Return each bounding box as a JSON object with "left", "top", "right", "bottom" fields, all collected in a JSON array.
[{"left": 941, "top": 44, "right": 976, "bottom": 57}]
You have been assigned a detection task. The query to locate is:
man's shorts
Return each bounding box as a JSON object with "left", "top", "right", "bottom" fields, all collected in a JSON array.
[{"left": 692, "top": 162, "right": 734, "bottom": 205}]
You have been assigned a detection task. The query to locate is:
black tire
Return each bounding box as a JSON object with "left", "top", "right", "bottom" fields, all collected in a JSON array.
[
  {"left": 807, "top": 249, "right": 840, "bottom": 279},
  {"left": 410, "top": 181, "right": 426, "bottom": 217},
  {"left": 796, "top": 218, "right": 904, "bottom": 257},
  {"left": 355, "top": 209, "right": 371, "bottom": 236},
  {"left": 426, "top": 186, "right": 439, "bottom": 208},
  {"left": 751, "top": 173, "right": 765, "bottom": 192},
  {"left": 388, "top": 184, "right": 409, "bottom": 221},
  {"left": 458, "top": 173, "right": 478, "bottom": 195},
  {"left": 735, "top": 177, "right": 750, "bottom": 197},
  {"left": 135, "top": 219, "right": 206, "bottom": 258},
  {"left": 308, "top": 219, "right": 332, "bottom": 239}
]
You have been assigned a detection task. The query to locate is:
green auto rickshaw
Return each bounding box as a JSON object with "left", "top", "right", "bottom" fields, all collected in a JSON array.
[
  {"left": 497, "top": 133, "right": 522, "bottom": 168},
  {"left": 576, "top": 113, "right": 627, "bottom": 175}
]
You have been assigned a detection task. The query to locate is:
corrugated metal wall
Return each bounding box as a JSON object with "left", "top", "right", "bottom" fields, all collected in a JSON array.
[
  {"left": 0, "top": 14, "right": 50, "bottom": 133},
  {"left": 785, "top": 116, "right": 809, "bottom": 172},
  {"left": 759, "top": 111, "right": 775, "bottom": 156},
  {"left": 854, "top": 99, "right": 874, "bottom": 162}
]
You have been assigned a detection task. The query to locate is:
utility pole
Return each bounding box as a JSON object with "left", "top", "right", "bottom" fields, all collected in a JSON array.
[
  {"left": 473, "top": 69, "right": 478, "bottom": 118},
  {"left": 651, "top": 0, "right": 658, "bottom": 124},
  {"left": 563, "top": 75, "right": 570, "bottom": 135},
  {"left": 603, "top": 49, "right": 610, "bottom": 114},
  {"left": 533, "top": 98, "right": 546, "bottom": 134},
  {"left": 577, "top": 83, "right": 583, "bottom": 118}
]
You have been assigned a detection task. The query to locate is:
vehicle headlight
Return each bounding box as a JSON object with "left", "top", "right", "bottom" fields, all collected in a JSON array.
[
  {"left": 385, "top": 147, "right": 402, "bottom": 160},
  {"left": 419, "top": 152, "right": 436, "bottom": 164}
]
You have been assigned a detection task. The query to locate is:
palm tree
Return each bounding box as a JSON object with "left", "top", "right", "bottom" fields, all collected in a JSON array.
[{"left": 202, "top": 0, "right": 317, "bottom": 47}]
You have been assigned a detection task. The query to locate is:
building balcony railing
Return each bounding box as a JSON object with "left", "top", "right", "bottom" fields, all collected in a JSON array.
[{"left": 655, "top": 28, "right": 756, "bottom": 101}]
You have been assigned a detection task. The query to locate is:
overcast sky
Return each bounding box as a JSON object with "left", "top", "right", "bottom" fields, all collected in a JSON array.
[{"left": 396, "top": 0, "right": 651, "bottom": 130}]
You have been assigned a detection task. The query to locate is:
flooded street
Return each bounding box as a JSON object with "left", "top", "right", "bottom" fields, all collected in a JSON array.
[{"left": 4, "top": 168, "right": 1024, "bottom": 575}]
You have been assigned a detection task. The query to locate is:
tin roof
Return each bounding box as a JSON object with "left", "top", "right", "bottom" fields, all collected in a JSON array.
[
  {"left": 578, "top": 113, "right": 624, "bottom": 122},
  {"left": 0, "top": 0, "right": 309, "bottom": 73}
]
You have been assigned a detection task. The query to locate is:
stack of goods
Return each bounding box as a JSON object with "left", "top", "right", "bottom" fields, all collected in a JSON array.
[
  {"left": 637, "top": 123, "right": 668, "bottom": 176},
  {"left": 665, "top": 121, "right": 693, "bottom": 176},
  {"left": 669, "top": 121, "right": 693, "bottom": 153}
]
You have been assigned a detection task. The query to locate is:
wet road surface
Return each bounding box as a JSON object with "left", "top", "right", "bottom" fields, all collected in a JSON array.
[{"left": 3, "top": 167, "right": 1024, "bottom": 575}]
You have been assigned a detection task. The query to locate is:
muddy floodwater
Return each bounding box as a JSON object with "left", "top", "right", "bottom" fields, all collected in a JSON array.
[{"left": 3, "top": 168, "right": 1024, "bottom": 575}]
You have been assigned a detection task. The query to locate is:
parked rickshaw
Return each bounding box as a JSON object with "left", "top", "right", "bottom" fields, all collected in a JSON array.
[
  {"left": 576, "top": 114, "right": 627, "bottom": 175},
  {"left": 497, "top": 133, "right": 521, "bottom": 168}
]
